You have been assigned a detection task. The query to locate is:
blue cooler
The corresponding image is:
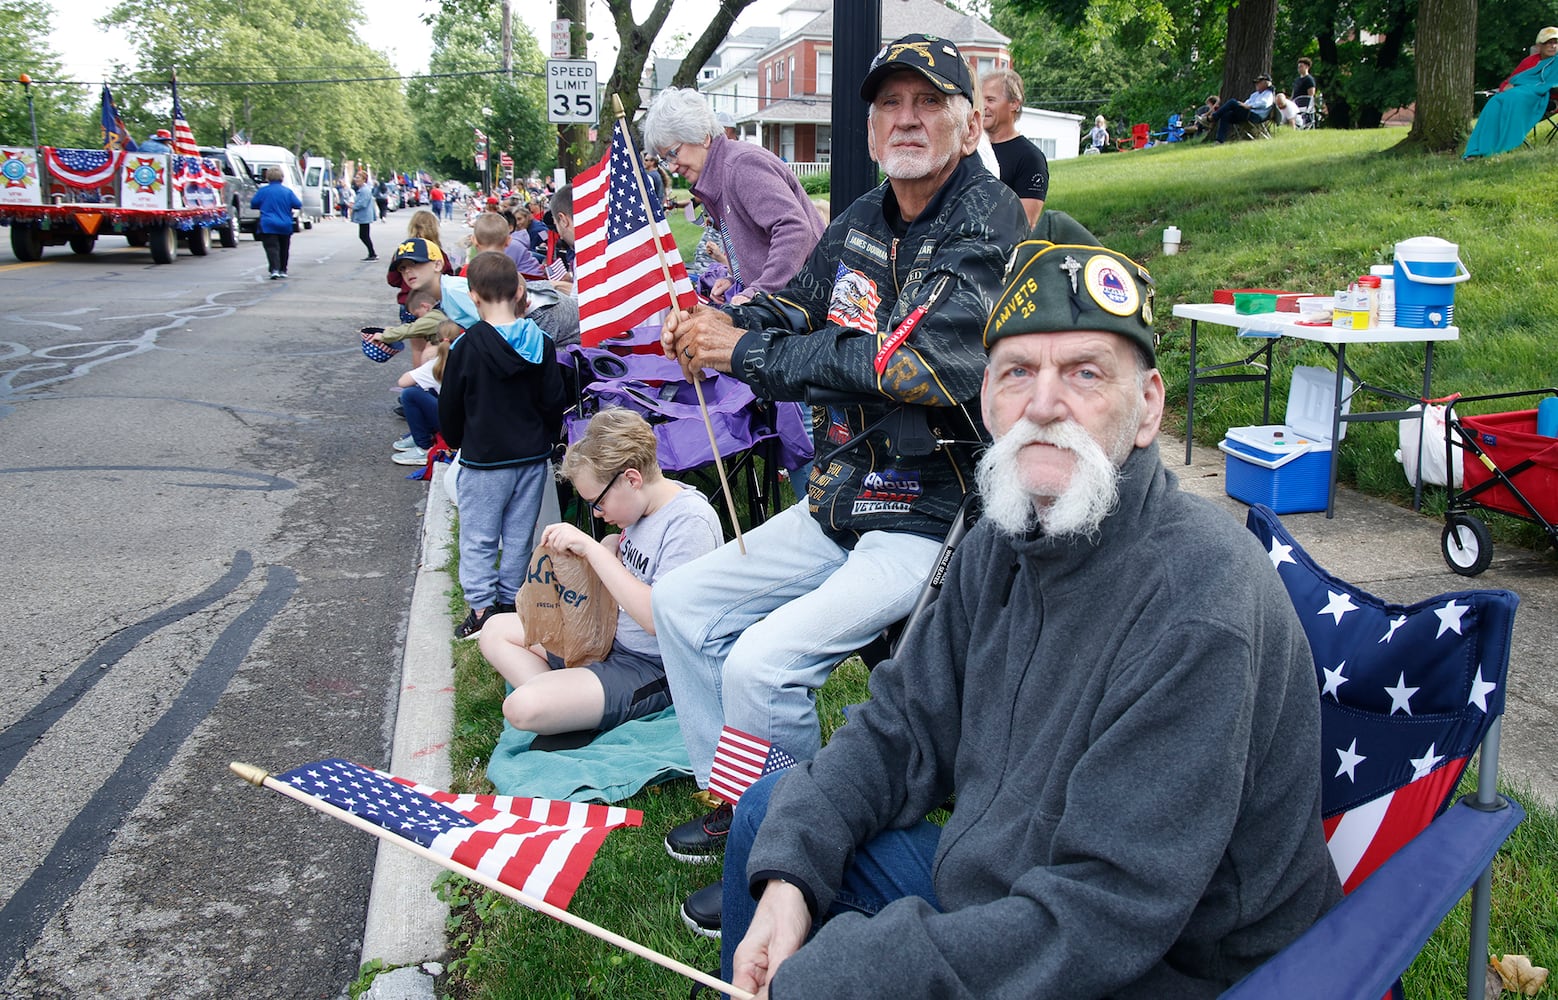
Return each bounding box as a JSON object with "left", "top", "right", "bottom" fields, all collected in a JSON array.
[
  {"left": 1394, "top": 236, "right": 1469, "bottom": 329},
  {"left": 1219, "top": 366, "right": 1353, "bottom": 514}
]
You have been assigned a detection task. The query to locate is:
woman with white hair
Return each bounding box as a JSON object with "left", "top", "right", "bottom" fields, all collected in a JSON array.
[{"left": 641, "top": 88, "right": 824, "bottom": 305}]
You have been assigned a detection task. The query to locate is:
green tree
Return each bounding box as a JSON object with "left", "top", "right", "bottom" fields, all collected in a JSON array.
[
  {"left": 404, "top": 5, "right": 551, "bottom": 184},
  {"left": 0, "top": 1, "right": 92, "bottom": 145},
  {"left": 102, "top": 0, "right": 413, "bottom": 167}
]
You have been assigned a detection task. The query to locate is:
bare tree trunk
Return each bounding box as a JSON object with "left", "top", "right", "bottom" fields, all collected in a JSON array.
[
  {"left": 1220, "top": 0, "right": 1278, "bottom": 101},
  {"left": 1407, "top": 0, "right": 1477, "bottom": 150}
]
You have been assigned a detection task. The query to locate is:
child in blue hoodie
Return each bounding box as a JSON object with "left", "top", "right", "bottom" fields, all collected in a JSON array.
[{"left": 437, "top": 250, "right": 566, "bottom": 640}]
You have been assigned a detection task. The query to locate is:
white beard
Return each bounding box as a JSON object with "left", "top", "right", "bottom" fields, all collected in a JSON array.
[{"left": 976, "top": 415, "right": 1137, "bottom": 540}]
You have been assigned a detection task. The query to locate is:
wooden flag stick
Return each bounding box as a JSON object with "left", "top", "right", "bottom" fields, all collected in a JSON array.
[
  {"left": 610, "top": 94, "right": 746, "bottom": 554},
  {"left": 230, "top": 762, "right": 753, "bottom": 1000}
]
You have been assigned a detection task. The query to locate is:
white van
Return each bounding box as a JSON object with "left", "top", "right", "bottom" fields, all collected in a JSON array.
[
  {"left": 301, "top": 157, "right": 334, "bottom": 219},
  {"left": 230, "top": 144, "right": 311, "bottom": 233}
]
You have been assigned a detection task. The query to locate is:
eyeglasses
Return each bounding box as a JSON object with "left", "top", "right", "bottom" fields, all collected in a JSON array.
[
  {"left": 660, "top": 143, "right": 683, "bottom": 163},
  {"left": 587, "top": 469, "right": 624, "bottom": 512}
]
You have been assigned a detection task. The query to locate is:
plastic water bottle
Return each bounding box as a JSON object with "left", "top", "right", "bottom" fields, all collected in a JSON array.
[
  {"left": 1163, "top": 226, "right": 1181, "bottom": 255},
  {"left": 1538, "top": 397, "right": 1558, "bottom": 437}
]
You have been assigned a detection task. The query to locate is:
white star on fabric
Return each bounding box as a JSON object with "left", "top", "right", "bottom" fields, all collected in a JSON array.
[
  {"left": 1410, "top": 743, "right": 1447, "bottom": 779},
  {"left": 1318, "top": 590, "right": 1359, "bottom": 625},
  {"left": 1468, "top": 666, "right": 1498, "bottom": 712},
  {"left": 1385, "top": 672, "right": 1419, "bottom": 715},
  {"left": 1321, "top": 661, "right": 1349, "bottom": 700},
  {"left": 1434, "top": 599, "right": 1469, "bottom": 638},
  {"left": 1378, "top": 615, "right": 1407, "bottom": 643},
  {"left": 1335, "top": 739, "right": 1366, "bottom": 781},
  {"left": 1268, "top": 539, "right": 1296, "bottom": 570}
]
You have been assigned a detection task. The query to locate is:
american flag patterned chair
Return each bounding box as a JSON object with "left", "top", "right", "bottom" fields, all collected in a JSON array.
[{"left": 1223, "top": 504, "right": 1524, "bottom": 999}]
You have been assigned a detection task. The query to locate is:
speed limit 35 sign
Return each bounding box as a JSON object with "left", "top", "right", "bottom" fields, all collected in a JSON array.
[{"left": 547, "top": 59, "right": 597, "bottom": 123}]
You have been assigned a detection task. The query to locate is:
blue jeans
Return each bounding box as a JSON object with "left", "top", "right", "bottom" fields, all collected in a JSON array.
[
  {"left": 399, "top": 386, "right": 439, "bottom": 448},
  {"left": 455, "top": 462, "right": 547, "bottom": 609},
  {"left": 652, "top": 503, "right": 941, "bottom": 783},
  {"left": 721, "top": 771, "right": 943, "bottom": 982}
]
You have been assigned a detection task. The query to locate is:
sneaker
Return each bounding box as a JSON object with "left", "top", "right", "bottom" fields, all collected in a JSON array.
[
  {"left": 680, "top": 882, "right": 722, "bottom": 939},
  {"left": 269, "top": 271, "right": 279, "bottom": 280},
  {"left": 665, "top": 801, "right": 733, "bottom": 863},
  {"left": 392, "top": 447, "right": 429, "bottom": 466},
  {"left": 363, "top": 255, "right": 379, "bottom": 261},
  {"left": 494, "top": 601, "right": 516, "bottom": 615},
  {"left": 454, "top": 606, "right": 497, "bottom": 641},
  {"left": 392, "top": 404, "right": 405, "bottom": 418},
  {"left": 392, "top": 434, "right": 416, "bottom": 451}
]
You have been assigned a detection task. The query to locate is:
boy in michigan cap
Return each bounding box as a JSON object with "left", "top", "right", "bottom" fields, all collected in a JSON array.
[{"left": 722, "top": 216, "right": 1340, "bottom": 998}]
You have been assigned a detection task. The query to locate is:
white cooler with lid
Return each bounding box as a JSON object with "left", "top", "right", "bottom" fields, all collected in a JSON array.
[{"left": 1218, "top": 366, "right": 1354, "bottom": 514}]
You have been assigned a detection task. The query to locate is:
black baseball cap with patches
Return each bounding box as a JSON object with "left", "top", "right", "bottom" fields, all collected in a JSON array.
[
  {"left": 984, "top": 211, "right": 1158, "bottom": 366},
  {"left": 860, "top": 33, "right": 973, "bottom": 103}
]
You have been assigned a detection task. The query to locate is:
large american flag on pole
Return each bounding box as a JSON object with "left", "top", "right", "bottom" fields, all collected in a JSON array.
[
  {"left": 169, "top": 77, "right": 200, "bottom": 157},
  {"left": 573, "top": 119, "right": 696, "bottom": 347},
  {"left": 707, "top": 726, "right": 796, "bottom": 805},
  {"left": 1244, "top": 505, "right": 1517, "bottom": 894},
  {"left": 276, "top": 758, "right": 641, "bottom": 909}
]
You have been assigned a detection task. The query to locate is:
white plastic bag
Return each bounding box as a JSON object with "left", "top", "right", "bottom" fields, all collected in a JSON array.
[{"left": 1396, "top": 404, "right": 1463, "bottom": 488}]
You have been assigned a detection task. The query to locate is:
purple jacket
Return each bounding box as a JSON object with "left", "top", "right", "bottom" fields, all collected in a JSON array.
[{"left": 691, "top": 135, "right": 824, "bottom": 297}]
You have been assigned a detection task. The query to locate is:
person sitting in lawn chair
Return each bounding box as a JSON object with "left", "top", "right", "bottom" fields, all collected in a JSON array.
[{"left": 720, "top": 226, "right": 1342, "bottom": 998}]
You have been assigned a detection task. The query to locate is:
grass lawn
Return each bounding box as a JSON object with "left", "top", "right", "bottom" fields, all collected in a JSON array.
[{"left": 424, "top": 132, "right": 1558, "bottom": 998}]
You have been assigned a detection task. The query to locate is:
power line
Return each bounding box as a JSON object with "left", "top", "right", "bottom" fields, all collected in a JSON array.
[{"left": 14, "top": 67, "right": 540, "bottom": 87}]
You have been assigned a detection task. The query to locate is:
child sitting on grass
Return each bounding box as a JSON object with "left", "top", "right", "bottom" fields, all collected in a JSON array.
[
  {"left": 479, "top": 407, "right": 723, "bottom": 748},
  {"left": 438, "top": 251, "right": 566, "bottom": 641},
  {"left": 392, "top": 317, "right": 461, "bottom": 467}
]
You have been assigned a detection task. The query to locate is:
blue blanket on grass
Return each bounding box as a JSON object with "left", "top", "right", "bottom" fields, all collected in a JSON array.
[{"left": 484, "top": 706, "right": 692, "bottom": 804}]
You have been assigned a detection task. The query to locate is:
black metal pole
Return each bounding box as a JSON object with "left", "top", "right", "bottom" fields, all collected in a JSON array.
[
  {"left": 19, "top": 74, "right": 37, "bottom": 147},
  {"left": 830, "top": 0, "right": 881, "bottom": 215}
]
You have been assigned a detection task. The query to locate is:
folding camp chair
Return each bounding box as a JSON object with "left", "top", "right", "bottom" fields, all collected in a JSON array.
[
  {"left": 1130, "top": 122, "right": 1152, "bottom": 149},
  {"left": 1154, "top": 113, "right": 1186, "bottom": 143},
  {"left": 1224, "top": 505, "right": 1523, "bottom": 1000},
  {"left": 558, "top": 334, "right": 812, "bottom": 540}
]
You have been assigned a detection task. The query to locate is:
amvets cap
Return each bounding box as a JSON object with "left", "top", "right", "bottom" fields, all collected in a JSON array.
[
  {"left": 391, "top": 237, "right": 444, "bottom": 265},
  {"left": 860, "top": 34, "right": 973, "bottom": 103},
  {"left": 984, "top": 211, "right": 1157, "bottom": 365}
]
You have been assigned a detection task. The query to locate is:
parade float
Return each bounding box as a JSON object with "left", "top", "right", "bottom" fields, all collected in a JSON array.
[{"left": 0, "top": 80, "right": 234, "bottom": 264}]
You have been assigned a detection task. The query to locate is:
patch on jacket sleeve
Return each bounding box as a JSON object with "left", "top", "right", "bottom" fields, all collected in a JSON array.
[{"left": 827, "top": 263, "right": 881, "bottom": 335}]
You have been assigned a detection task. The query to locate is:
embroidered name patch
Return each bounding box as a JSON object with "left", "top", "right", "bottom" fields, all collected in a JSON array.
[{"left": 844, "top": 229, "right": 890, "bottom": 266}]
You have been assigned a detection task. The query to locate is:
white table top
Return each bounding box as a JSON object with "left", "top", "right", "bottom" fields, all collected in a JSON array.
[{"left": 1172, "top": 302, "right": 1460, "bottom": 344}]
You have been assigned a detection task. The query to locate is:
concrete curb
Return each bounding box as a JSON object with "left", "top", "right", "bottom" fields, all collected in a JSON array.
[{"left": 360, "top": 464, "right": 457, "bottom": 976}]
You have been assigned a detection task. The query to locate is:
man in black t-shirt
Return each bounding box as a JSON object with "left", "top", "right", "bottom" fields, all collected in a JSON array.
[
  {"left": 981, "top": 67, "right": 1048, "bottom": 228},
  {"left": 1293, "top": 57, "right": 1318, "bottom": 122}
]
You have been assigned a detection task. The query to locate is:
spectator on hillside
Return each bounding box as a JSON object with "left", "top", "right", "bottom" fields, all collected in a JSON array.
[
  {"left": 1293, "top": 57, "right": 1318, "bottom": 109},
  {"left": 641, "top": 87, "right": 825, "bottom": 305},
  {"left": 1212, "top": 72, "right": 1277, "bottom": 142},
  {"left": 1465, "top": 25, "right": 1558, "bottom": 157},
  {"left": 1086, "top": 115, "right": 1109, "bottom": 153},
  {"left": 1182, "top": 94, "right": 1221, "bottom": 138},
  {"left": 980, "top": 67, "right": 1049, "bottom": 227}
]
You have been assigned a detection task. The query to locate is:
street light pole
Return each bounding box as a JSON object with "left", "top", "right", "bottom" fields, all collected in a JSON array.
[{"left": 19, "top": 73, "right": 36, "bottom": 147}]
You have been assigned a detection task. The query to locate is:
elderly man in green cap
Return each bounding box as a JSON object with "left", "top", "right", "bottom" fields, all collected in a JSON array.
[{"left": 718, "top": 221, "right": 1342, "bottom": 999}]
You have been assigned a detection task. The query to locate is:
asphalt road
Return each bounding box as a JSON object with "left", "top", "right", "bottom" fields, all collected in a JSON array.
[{"left": 0, "top": 213, "right": 445, "bottom": 998}]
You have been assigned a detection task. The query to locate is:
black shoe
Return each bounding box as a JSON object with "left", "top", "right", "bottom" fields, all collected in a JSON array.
[
  {"left": 494, "top": 601, "right": 516, "bottom": 615},
  {"left": 392, "top": 404, "right": 405, "bottom": 418},
  {"left": 680, "top": 882, "right": 721, "bottom": 939},
  {"left": 454, "top": 606, "right": 497, "bottom": 641},
  {"left": 363, "top": 255, "right": 379, "bottom": 261},
  {"left": 665, "top": 801, "right": 733, "bottom": 863}
]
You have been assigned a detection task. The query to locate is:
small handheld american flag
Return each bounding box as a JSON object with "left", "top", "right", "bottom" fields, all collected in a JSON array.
[{"left": 707, "top": 727, "right": 796, "bottom": 805}]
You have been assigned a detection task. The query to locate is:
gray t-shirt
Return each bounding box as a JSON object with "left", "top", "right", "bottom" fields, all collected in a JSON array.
[{"left": 613, "top": 484, "right": 723, "bottom": 656}]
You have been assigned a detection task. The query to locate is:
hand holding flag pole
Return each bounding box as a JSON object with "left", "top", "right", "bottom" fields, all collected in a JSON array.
[
  {"left": 230, "top": 761, "right": 753, "bottom": 1000},
  {"left": 608, "top": 94, "right": 746, "bottom": 554}
]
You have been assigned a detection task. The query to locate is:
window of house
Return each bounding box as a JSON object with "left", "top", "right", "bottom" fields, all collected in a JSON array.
[
  {"left": 976, "top": 57, "right": 996, "bottom": 76},
  {"left": 816, "top": 125, "right": 831, "bottom": 163},
  {"left": 817, "top": 51, "right": 832, "bottom": 94},
  {"left": 1037, "top": 137, "right": 1057, "bottom": 158},
  {"left": 781, "top": 125, "right": 795, "bottom": 162}
]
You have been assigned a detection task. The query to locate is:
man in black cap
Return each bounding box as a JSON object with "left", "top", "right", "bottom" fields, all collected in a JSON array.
[
  {"left": 720, "top": 217, "right": 1342, "bottom": 997},
  {"left": 1212, "top": 72, "right": 1278, "bottom": 142},
  {"left": 654, "top": 33, "right": 1028, "bottom": 937}
]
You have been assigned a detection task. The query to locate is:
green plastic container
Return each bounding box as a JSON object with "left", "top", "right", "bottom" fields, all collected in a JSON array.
[{"left": 1234, "top": 292, "right": 1279, "bottom": 315}]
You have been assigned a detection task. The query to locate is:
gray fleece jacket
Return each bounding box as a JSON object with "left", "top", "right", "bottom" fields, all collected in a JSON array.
[{"left": 748, "top": 442, "right": 1342, "bottom": 998}]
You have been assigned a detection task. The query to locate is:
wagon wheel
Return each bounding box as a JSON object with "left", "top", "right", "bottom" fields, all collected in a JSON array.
[{"left": 1442, "top": 514, "right": 1493, "bottom": 576}]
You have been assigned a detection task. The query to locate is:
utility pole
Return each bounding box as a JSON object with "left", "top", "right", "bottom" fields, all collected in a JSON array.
[
  {"left": 832, "top": 0, "right": 881, "bottom": 215},
  {"left": 556, "top": 0, "right": 589, "bottom": 178}
]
